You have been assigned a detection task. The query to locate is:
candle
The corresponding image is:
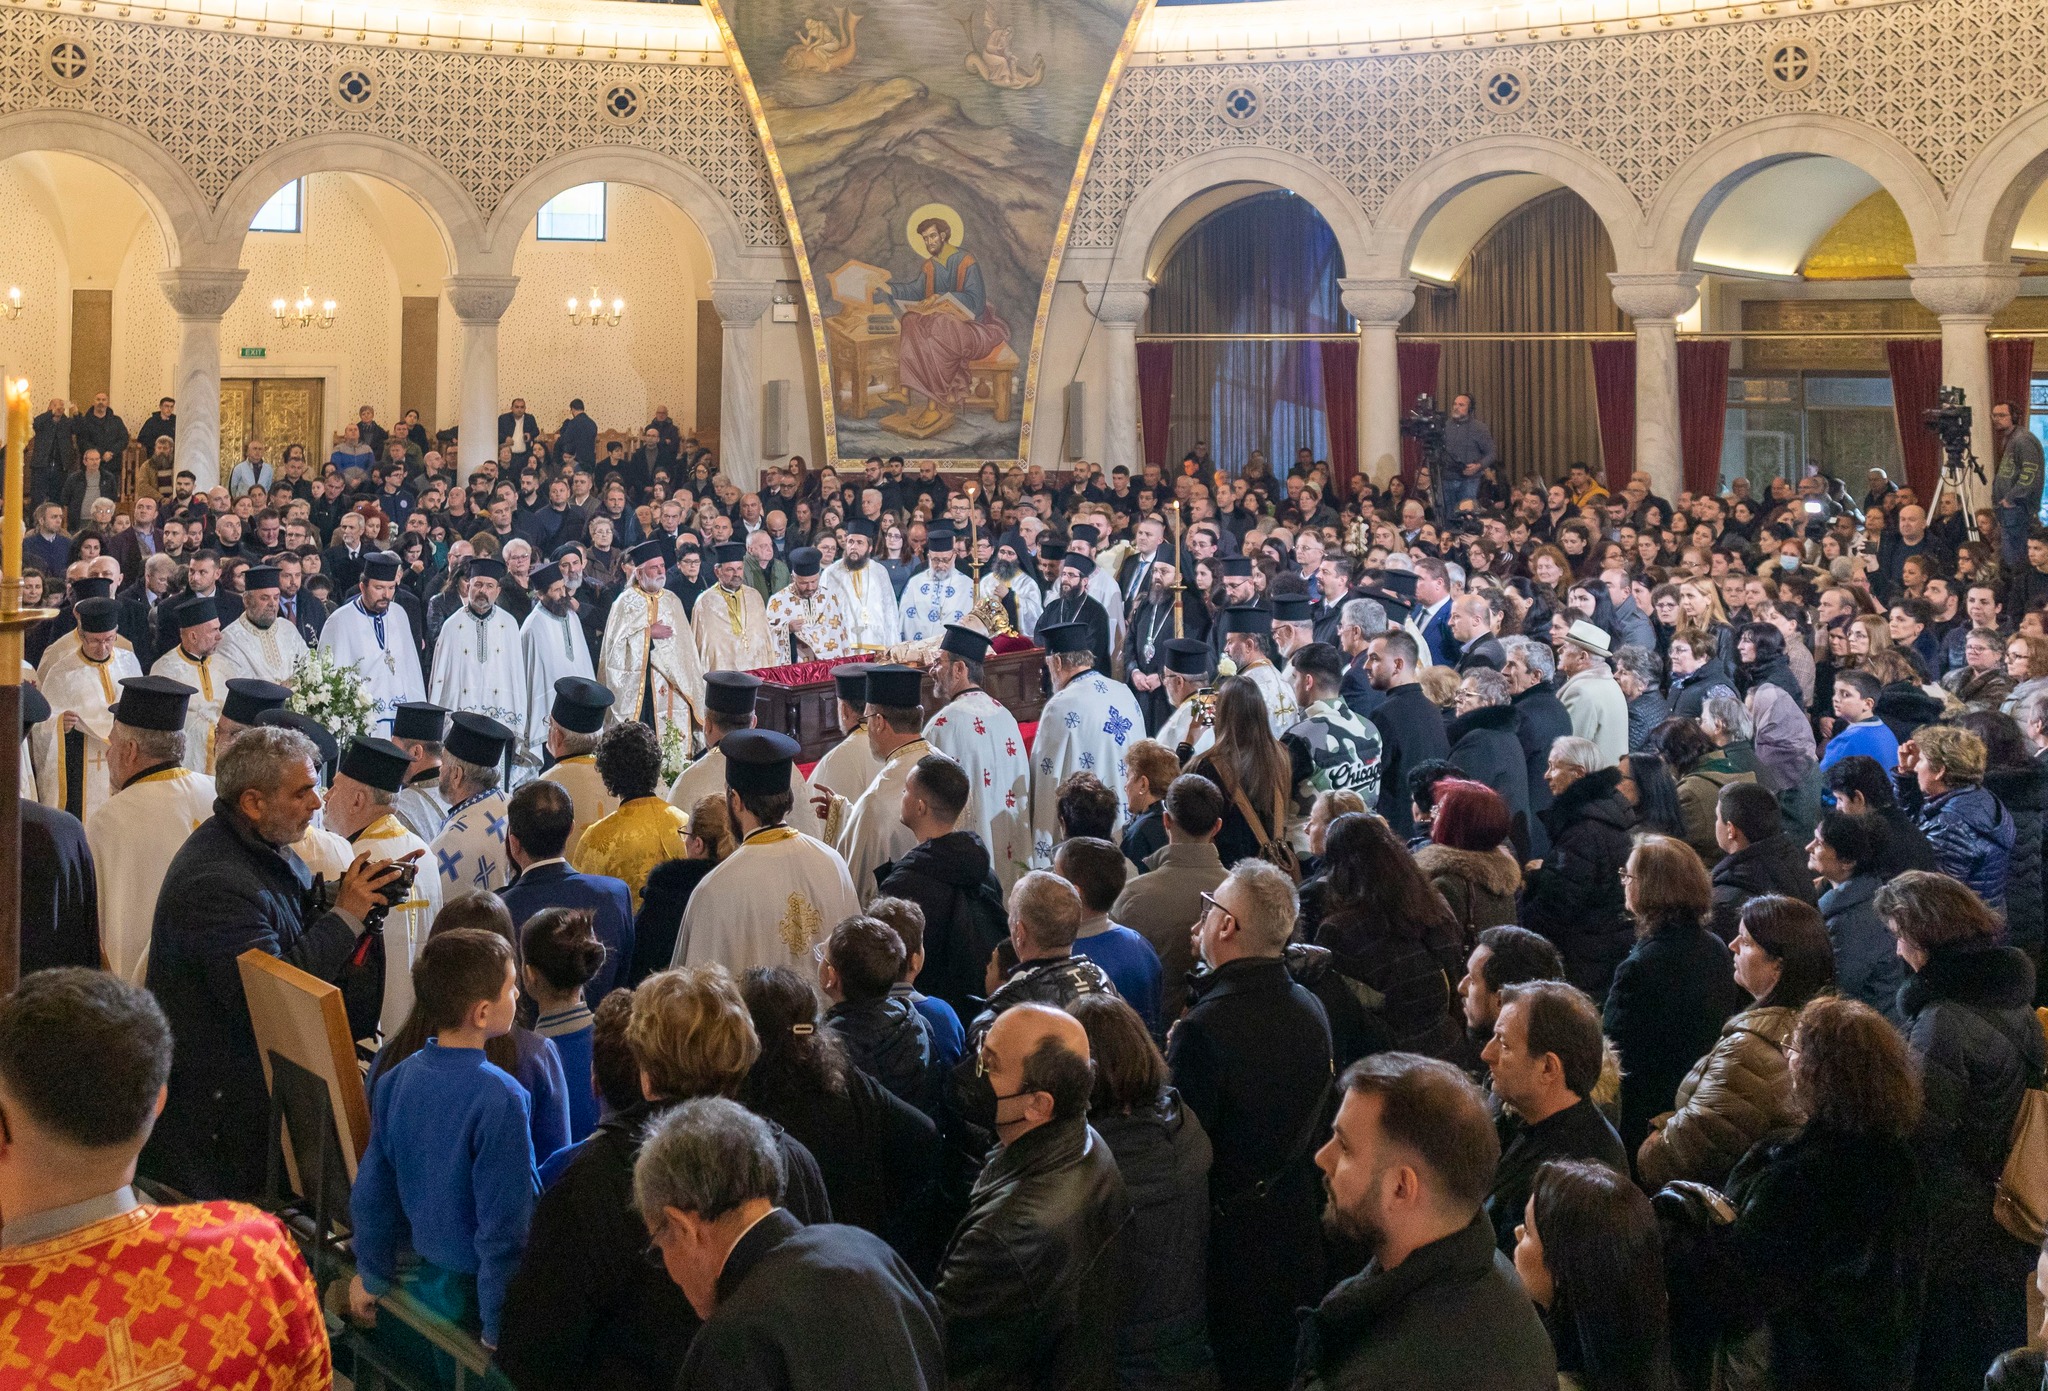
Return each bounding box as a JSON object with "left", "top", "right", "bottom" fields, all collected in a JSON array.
[{"left": 2, "top": 375, "right": 26, "bottom": 615}]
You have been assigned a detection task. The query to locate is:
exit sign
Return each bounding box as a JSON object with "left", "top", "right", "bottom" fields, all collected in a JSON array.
[{"left": 239, "top": 347, "right": 266, "bottom": 359}]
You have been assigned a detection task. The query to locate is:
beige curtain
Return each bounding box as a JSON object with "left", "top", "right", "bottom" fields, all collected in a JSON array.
[{"left": 1403, "top": 191, "right": 1627, "bottom": 484}]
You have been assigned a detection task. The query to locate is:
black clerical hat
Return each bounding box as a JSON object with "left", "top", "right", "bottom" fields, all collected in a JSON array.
[
  {"left": 550, "top": 678, "right": 613, "bottom": 734},
  {"left": 1271, "top": 595, "right": 1314, "bottom": 624},
  {"left": 1039, "top": 539, "right": 1068, "bottom": 561},
  {"left": 339, "top": 736, "right": 411, "bottom": 794},
  {"left": 705, "top": 671, "right": 763, "bottom": 718},
  {"left": 1040, "top": 623, "right": 1092, "bottom": 655},
  {"left": 845, "top": 518, "right": 878, "bottom": 540},
  {"left": 1163, "top": 638, "right": 1211, "bottom": 677},
  {"left": 864, "top": 664, "right": 924, "bottom": 708},
  {"left": 18, "top": 684, "right": 50, "bottom": 732},
  {"left": 72, "top": 577, "right": 113, "bottom": 601},
  {"left": 257, "top": 708, "right": 339, "bottom": 770},
  {"left": 939, "top": 624, "right": 992, "bottom": 664},
  {"left": 789, "top": 547, "right": 822, "bottom": 577},
  {"left": 75, "top": 598, "right": 118, "bottom": 634},
  {"left": 528, "top": 562, "right": 563, "bottom": 593},
  {"left": 112, "top": 676, "right": 194, "bottom": 732},
  {"left": 173, "top": 595, "right": 218, "bottom": 629},
  {"left": 444, "top": 711, "right": 516, "bottom": 768},
  {"left": 1061, "top": 553, "right": 1097, "bottom": 578},
  {"left": 468, "top": 556, "right": 507, "bottom": 582},
  {"left": 221, "top": 677, "right": 290, "bottom": 726},
  {"left": 720, "top": 729, "right": 799, "bottom": 795},
  {"left": 1217, "top": 556, "right": 1254, "bottom": 578},
  {"left": 1069, "top": 523, "right": 1100, "bottom": 547},
  {"left": 626, "top": 537, "right": 671, "bottom": 567},
  {"left": 361, "top": 552, "right": 402, "bottom": 583},
  {"left": 1371, "top": 569, "right": 1419, "bottom": 602},
  {"left": 391, "top": 701, "right": 448, "bottom": 743},
  {"left": 713, "top": 542, "right": 747, "bottom": 566},
  {"left": 243, "top": 566, "right": 282, "bottom": 591},
  {"left": 1220, "top": 605, "right": 1273, "bottom": 637},
  {"left": 925, "top": 527, "right": 956, "bottom": 553},
  {"left": 831, "top": 663, "right": 874, "bottom": 704}
]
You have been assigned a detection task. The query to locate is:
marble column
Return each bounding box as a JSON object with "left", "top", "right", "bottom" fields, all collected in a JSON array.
[
  {"left": 444, "top": 274, "right": 520, "bottom": 482},
  {"left": 1909, "top": 262, "right": 2022, "bottom": 510},
  {"left": 709, "top": 279, "right": 776, "bottom": 490},
  {"left": 1340, "top": 278, "right": 1418, "bottom": 484},
  {"left": 1609, "top": 272, "right": 1702, "bottom": 503},
  {"left": 156, "top": 267, "right": 248, "bottom": 494},
  {"left": 1086, "top": 282, "right": 1152, "bottom": 475}
]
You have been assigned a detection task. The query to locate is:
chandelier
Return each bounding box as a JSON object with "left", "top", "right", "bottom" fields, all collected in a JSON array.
[
  {"left": 1, "top": 286, "right": 19, "bottom": 321},
  {"left": 273, "top": 285, "right": 336, "bottom": 329},
  {"left": 566, "top": 286, "right": 624, "bottom": 327}
]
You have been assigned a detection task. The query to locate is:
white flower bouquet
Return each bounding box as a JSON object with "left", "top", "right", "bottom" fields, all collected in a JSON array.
[
  {"left": 286, "top": 649, "right": 379, "bottom": 742},
  {"left": 659, "top": 717, "right": 689, "bottom": 788}
]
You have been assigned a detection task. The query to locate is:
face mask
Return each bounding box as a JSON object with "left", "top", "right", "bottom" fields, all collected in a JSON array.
[{"left": 1780, "top": 555, "right": 1799, "bottom": 571}]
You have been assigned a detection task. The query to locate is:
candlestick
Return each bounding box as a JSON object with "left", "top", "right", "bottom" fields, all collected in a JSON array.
[
  {"left": 3, "top": 376, "right": 26, "bottom": 617},
  {"left": 965, "top": 482, "right": 981, "bottom": 584},
  {"left": 1168, "top": 499, "right": 1183, "bottom": 639}
]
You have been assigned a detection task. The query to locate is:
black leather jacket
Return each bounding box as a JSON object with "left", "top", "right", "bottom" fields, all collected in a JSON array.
[{"left": 936, "top": 1116, "right": 1132, "bottom": 1391}]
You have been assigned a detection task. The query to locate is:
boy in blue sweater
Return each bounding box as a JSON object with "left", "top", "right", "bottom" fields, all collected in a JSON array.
[
  {"left": 1822, "top": 669, "right": 1900, "bottom": 771},
  {"left": 349, "top": 928, "right": 539, "bottom": 1351}
]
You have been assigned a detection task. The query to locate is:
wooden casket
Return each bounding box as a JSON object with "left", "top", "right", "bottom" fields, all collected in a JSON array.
[{"left": 754, "top": 645, "right": 1048, "bottom": 764}]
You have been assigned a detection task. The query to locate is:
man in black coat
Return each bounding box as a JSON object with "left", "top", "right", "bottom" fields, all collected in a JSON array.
[
  {"left": 1446, "top": 669, "right": 1534, "bottom": 860},
  {"left": 1501, "top": 636, "right": 1575, "bottom": 858},
  {"left": 141, "top": 723, "right": 404, "bottom": 1198},
  {"left": 18, "top": 686, "right": 100, "bottom": 975},
  {"left": 875, "top": 819, "right": 1010, "bottom": 1025},
  {"left": 637, "top": 1099, "right": 945, "bottom": 1391},
  {"left": 1036, "top": 556, "right": 1112, "bottom": 677},
  {"left": 29, "top": 397, "right": 72, "bottom": 508},
  {"left": 1364, "top": 630, "right": 1449, "bottom": 840},
  {"left": 69, "top": 392, "right": 128, "bottom": 480},
  {"left": 1707, "top": 782, "right": 1820, "bottom": 940},
  {"left": 556, "top": 399, "right": 599, "bottom": 470},
  {"left": 1168, "top": 862, "right": 1333, "bottom": 1391},
  {"left": 937, "top": 1004, "right": 1130, "bottom": 1391},
  {"left": 1519, "top": 758, "right": 1639, "bottom": 1004}
]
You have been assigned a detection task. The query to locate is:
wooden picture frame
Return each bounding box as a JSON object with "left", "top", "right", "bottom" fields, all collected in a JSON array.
[{"left": 238, "top": 948, "right": 372, "bottom": 1193}]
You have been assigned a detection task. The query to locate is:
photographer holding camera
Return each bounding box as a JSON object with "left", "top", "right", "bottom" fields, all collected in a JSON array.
[
  {"left": 1442, "top": 393, "right": 1497, "bottom": 511},
  {"left": 1992, "top": 400, "right": 2043, "bottom": 568}
]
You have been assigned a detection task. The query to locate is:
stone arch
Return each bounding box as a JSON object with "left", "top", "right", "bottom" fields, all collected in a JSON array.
[
  {"left": 482, "top": 147, "right": 747, "bottom": 279},
  {"left": 1949, "top": 101, "right": 2048, "bottom": 262},
  {"left": 0, "top": 109, "right": 209, "bottom": 265},
  {"left": 1103, "top": 146, "right": 1373, "bottom": 287},
  {"left": 1371, "top": 136, "right": 1647, "bottom": 278},
  {"left": 211, "top": 133, "right": 482, "bottom": 272},
  {"left": 1645, "top": 114, "right": 1949, "bottom": 272}
]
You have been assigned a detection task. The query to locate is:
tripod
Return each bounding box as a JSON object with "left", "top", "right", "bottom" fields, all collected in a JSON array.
[{"left": 1928, "top": 439, "right": 1987, "bottom": 544}]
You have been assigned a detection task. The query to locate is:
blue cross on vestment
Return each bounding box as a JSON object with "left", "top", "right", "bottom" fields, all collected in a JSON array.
[
  {"left": 486, "top": 813, "right": 508, "bottom": 841},
  {"left": 437, "top": 847, "right": 463, "bottom": 880}
]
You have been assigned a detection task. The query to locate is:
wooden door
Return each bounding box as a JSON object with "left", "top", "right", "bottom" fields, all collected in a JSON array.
[{"left": 220, "top": 378, "right": 326, "bottom": 481}]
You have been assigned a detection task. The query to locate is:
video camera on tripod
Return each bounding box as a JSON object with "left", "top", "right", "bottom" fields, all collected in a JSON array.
[
  {"left": 1399, "top": 394, "right": 1448, "bottom": 455},
  {"left": 1922, "top": 385, "right": 1988, "bottom": 488}
]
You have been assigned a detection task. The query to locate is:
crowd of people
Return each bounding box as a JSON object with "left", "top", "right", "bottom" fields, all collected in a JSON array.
[{"left": 8, "top": 385, "right": 2048, "bottom": 1391}]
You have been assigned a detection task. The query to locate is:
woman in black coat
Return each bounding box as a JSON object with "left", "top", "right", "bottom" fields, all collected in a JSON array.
[
  {"left": 1602, "top": 833, "right": 1741, "bottom": 1154},
  {"left": 1070, "top": 995, "right": 1219, "bottom": 1391},
  {"left": 1876, "top": 872, "right": 2047, "bottom": 1391},
  {"left": 736, "top": 967, "right": 941, "bottom": 1273},
  {"left": 1519, "top": 752, "right": 1639, "bottom": 1002},
  {"left": 1665, "top": 996, "right": 1928, "bottom": 1391},
  {"left": 1957, "top": 709, "right": 2048, "bottom": 970}
]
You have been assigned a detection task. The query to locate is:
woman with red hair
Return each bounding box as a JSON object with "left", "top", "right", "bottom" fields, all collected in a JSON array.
[{"left": 1415, "top": 780, "right": 1521, "bottom": 946}]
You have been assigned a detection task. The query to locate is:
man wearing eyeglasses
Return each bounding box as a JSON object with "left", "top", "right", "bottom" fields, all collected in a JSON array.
[{"left": 1168, "top": 861, "right": 1335, "bottom": 1391}]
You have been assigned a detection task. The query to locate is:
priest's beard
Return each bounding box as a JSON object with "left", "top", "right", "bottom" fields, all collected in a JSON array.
[
  {"left": 993, "top": 560, "right": 1020, "bottom": 581},
  {"left": 845, "top": 553, "right": 868, "bottom": 570},
  {"left": 542, "top": 594, "right": 572, "bottom": 618},
  {"left": 468, "top": 600, "right": 494, "bottom": 618}
]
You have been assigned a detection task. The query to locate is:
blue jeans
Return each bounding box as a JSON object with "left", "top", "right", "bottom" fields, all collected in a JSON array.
[{"left": 1443, "top": 467, "right": 1483, "bottom": 509}]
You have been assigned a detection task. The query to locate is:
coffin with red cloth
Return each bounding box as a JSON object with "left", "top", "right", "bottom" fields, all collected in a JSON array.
[{"left": 753, "top": 639, "right": 1047, "bottom": 763}]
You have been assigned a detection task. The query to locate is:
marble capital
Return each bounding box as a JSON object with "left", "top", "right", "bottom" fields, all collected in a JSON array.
[
  {"left": 1907, "top": 262, "right": 2022, "bottom": 320},
  {"left": 1339, "top": 277, "right": 1418, "bottom": 327},
  {"left": 1086, "top": 281, "right": 1154, "bottom": 328},
  {"left": 1608, "top": 272, "right": 1701, "bottom": 324},
  {"left": 708, "top": 279, "right": 778, "bottom": 327},
  {"left": 443, "top": 274, "right": 521, "bottom": 324},
  {"left": 156, "top": 267, "right": 248, "bottom": 320}
]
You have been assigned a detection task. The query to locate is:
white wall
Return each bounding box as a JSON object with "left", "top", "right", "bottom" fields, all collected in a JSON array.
[{"left": 0, "top": 161, "right": 74, "bottom": 404}]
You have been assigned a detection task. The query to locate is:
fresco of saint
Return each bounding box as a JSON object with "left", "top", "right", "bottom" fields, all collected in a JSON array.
[{"left": 876, "top": 208, "right": 1012, "bottom": 434}]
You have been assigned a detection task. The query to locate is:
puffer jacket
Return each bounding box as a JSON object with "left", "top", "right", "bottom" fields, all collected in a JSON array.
[
  {"left": 1676, "top": 748, "right": 1759, "bottom": 867},
  {"left": 826, "top": 993, "right": 939, "bottom": 1118},
  {"left": 1092, "top": 1092, "right": 1218, "bottom": 1391},
  {"left": 1414, "top": 842, "right": 1521, "bottom": 947},
  {"left": 1819, "top": 873, "right": 1906, "bottom": 1023},
  {"left": 1520, "top": 767, "right": 1638, "bottom": 1002},
  {"left": 1895, "top": 776, "right": 2017, "bottom": 910},
  {"left": 1635, "top": 1004, "right": 1800, "bottom": 1190},
  {"left": 1984, "top": 760, "right": 2048, "bottom": 960}
]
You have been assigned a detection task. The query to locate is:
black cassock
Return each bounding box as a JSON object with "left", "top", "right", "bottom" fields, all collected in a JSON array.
[{"left": 20, "top": 798, "right": 100, "bottom": 975}]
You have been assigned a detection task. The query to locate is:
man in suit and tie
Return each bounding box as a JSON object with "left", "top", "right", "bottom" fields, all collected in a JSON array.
[
  {"left": 1337, "top": 595, "right": 1389, "bottom": 720},
  {"left": 1412, "top": 555, "right": 1457, "bottom": 666},
  {"left": 275, "top": 553, "right": 327, "bottom": 643},
  {"left": 497, "top": 397, "right": 540, "bottom": 469},
  {"left": 1116, "top": 516, "right": 1169, "bottom": 615},
  {"left": 498, "top": 779, "right": 634, "bottom": 1003}
]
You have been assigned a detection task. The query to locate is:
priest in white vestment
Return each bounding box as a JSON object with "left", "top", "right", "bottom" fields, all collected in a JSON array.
[
  {"left": 429, "top": 557, "right": 527, "bottom": 738},
  {"left": 923, "top": 624, "right": 1030, "bottom": 892},
  {"left": 1155, "top": 638, "right": 1219, "bottom": 757},
  {"left": 149, "top": 595, "right": 231, "bottom": 774},
  {"left": 318, "top": 552, "right": 427, "bottom": 733},
  {"left": 668, "top": 671, "right": 825, "bottom": 839},
  {"left": 821, "top": 521, "right": 900, "bottom": 654},
  {"left": 324, "top": 736, "right": 440, "bottom": 1040},
  {"left": 1219, "top": 603, "right": 1301, "bottom": 737},
  {"left": 597, "top": 538, "right": 703, "bottom": 756},
  {"left": 1027, "top": 622, "right": 1145, "bottom": 866},
  {"left": 693, "top": 542, "right": 778, "bottom": 672},
  {"left": 978, "top": 558, "right": 1041, "bottom": 639},
  {"left": 764, "top": 547, "right": 851, "bottom": 665},
  {"left": 811, "top": 663, "right": 931, "bottom": 902},
  {"left": 214, "top": 564, "right": 310, "bottom": 687},
  {"left": 897, "top": 528, "right": 974, "bottom": 644},
  {"left": 429, "top": 712, "right": 519, "bottom": 896},
  {"left": 86, "top": 676, "right": 214, "bottom": 982},
  {"left": 390, "top": 701, "right": 451, "bottom": 843},
  {"left": 808, "top": 664, "right": 883, "bottom": 845},
  {"left": 536, "top": 677, "right": 618, "bottom": 861},
  {"left": 34, "top": 599, "right": 143, "bottom": 820},
  {"left": 520, "top": 561, "right": 596, "bottom": 762},
  {"left": 675, "top": 729, "right": 859, "bottom": 973}
]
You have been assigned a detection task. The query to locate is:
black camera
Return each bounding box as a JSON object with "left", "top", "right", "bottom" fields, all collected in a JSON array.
[
  {"left": 363, "top": 858, "right": 420, "bottom": 932},
  {"left": 1399, "top": 394, "right": 1448, "bottom": 453},
  {"left": 1922, "top": 385, "right": 1987, "bottom": 489}
]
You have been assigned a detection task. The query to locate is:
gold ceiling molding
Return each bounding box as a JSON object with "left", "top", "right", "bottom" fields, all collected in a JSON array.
[{"left": 1800, "top": 189, "right": 1913, "bottom": 280}]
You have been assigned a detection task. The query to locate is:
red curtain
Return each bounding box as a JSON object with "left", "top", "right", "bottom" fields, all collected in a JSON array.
[
  {"left": 1136, "top": 343, "right": 1175, "bottom": 470},
  {"left": 1396, "top": 341, "right": 1441, "bottom": 481},
  {"left": 1993, "top": 339, "right": 2035, "bottom": 430},
  {"left": 1588, "top": 341, "right": 1636, "bottom": 490},
  {"left": 1886, "top": 339, "right": 1945, "bottom": 500},
  {"left": 1678, "top": 339, "right": 1731, "bottom": 499},
  {"left": 1320, "top": 339, "right": 1360, "bottom": 498}
]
